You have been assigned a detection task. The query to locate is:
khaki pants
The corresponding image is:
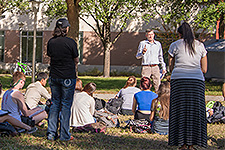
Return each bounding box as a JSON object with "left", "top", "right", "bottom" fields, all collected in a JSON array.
[{"left": 141, "top": 65, "right": 160, "bottom": 92}]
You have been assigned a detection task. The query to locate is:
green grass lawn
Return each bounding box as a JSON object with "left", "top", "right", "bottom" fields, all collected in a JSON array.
[
  {"left": 0, "top": 74, "right": 225, "bottom": 149},
  {"left": 0, "top": 74, "right": 223, "bottom": 95},
  {"left": 0, "top": 114, "right": 225, "bottom": 149}
]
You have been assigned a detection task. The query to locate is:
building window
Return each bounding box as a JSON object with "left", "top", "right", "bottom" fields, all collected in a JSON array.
[
  {"left": 79, "top": 31, "right": 83, "bottom": 64},
  {"left": 0, "top": 31, "right": 5, "bottom": 62},
  {"left": 22, "top": 31, "right": 43, "bottom": 63}
]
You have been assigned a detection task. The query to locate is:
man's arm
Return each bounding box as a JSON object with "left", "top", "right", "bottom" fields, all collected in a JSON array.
[
  {"left": 12, "top": 91, "right": 42, "bottom": 117},
  {"left": 136, "top": 42, "right": 145, "bottom": 59}
]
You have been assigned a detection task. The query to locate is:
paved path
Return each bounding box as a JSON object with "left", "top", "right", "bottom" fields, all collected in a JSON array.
[{"left": 94, "top": 93, "right": 224, "bottom": 101}]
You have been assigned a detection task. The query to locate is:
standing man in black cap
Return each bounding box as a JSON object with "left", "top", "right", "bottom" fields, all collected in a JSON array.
[{"left": 47, "top": 18, "right": 79, "bottom": 141}]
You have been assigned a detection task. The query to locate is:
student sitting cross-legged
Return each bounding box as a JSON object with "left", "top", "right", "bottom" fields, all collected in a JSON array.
[
  {"left": 149, "top": 81, "right": 170, "bottom": 135},
  {"left": 0, "top": 82, "right": 37, "bottom": 135},
  {"left": 70, "top": 82, "right": 96, "bottom": 129},
  {"left": 1, "top": 71, "right": 47, "bottom": 126},
  {"left": 132, "top": 77, "right": 158, "bottom": 120},
  {"left": 25, "top": 72, "right": 51, "bottom": 113},
  {"left": 115, "top": 76, "right": 141, "bottom": 115}
]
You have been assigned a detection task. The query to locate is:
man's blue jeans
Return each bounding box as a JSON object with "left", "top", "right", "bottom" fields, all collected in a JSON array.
[{"left": 47, "top": 77, "right": 76, "bottom": 141}]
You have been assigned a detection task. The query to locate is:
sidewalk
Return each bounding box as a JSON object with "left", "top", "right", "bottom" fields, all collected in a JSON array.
[{"left": 93, "top": 93, "right": 224, "bottom": 101}]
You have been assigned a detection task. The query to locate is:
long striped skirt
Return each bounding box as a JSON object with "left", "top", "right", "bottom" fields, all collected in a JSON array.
[{"left": 168, "top": 79, "right": 207, "bottom": 148}]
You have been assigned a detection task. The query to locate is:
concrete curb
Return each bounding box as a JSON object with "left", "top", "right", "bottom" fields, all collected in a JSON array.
[{"left": 93, "top": 93, "right": 224, "bottom": 101}]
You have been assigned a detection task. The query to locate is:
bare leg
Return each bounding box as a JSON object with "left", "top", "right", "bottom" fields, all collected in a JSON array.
[
  {"left": 0, "top": 115, "right": 31, "bottom": 130},
  {"left": 32, "top": 111, "right": 47, "bottom": 124}
]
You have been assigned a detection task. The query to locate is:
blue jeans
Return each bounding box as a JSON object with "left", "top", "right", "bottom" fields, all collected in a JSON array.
[{"left": 47, "top": 77, "right": 76, "bottom": 141}]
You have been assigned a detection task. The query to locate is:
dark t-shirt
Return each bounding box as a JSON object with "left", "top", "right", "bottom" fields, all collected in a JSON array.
[{"left": 47, "top": 36, "right": 79, "bottom": 79}]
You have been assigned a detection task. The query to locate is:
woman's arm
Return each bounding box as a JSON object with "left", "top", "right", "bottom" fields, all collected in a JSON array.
[
  {"left": 200, "top": 55, "right": 207, "bottom": 73},
  {"left": 168, "top": 54, "right": 175, "bottom": 73},
  {"left": 149, "top": 99, "right": 157, "bottom": 121},
  {"left": 132, "top": 97, "right": 137, "bottom": 115}
]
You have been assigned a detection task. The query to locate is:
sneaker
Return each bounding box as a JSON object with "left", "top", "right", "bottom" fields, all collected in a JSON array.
[
  {"left": 69, "top": 136, "right": 74, "bottom": 141},
  {"left": 27, "top": 127, "right": 38, "bottom": 134},
  {"left": 17, "top": 128, "right": 26, "bottom": 133}
]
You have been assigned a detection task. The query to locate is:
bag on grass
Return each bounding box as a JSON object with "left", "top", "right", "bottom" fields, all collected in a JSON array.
[
  {"left": 21, "top": 116, "right": 35, "bottom": 127},
  {"left": 94, "top": 109, "right": 119, "bottom": 128},
  {"left": 0, "top": 122, "right": 17, "bottom": 137},
  {"left": 72, "top": 122, "right": 107, "bottom": 133},
  {"left": 207, "top": 101, "right": 225, "bottom": 124},
  {"left": 105, "top": 97, "right": 124, "bottom": 114},
  {"left": 94, "top": 97, "right": 106, "bottom": 110},
  {"left": 125, "top": 119, "right": 151, "bottom": 134}
]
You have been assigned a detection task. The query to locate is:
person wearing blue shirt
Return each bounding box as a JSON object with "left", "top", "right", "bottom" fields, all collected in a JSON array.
[{"left": 132, "top": 77, "right": 158, "bottom": 120}]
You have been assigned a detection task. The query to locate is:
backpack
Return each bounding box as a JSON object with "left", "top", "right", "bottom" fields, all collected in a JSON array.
[
  {"left": 125, "top": 119, "right": 152, "bottom": 134},
  {"left": 94, "top": 97, "right": 106, "bottom": 110},
  {"left": 0, "top": 122, "right": 17, "bottom": 137},
  {"left": 105, "top": 97, "right": 124, "bottom": 114},
  {"left": 94, "top": 109, "right": 120, "bottom": 128},
  {"left": 207, "top": 101, "right": 225, "bottom": 124}
]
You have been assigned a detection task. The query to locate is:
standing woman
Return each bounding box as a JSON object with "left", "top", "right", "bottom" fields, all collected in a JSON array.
[
  {"left": 47, "top": 18, "right": 79, "bottom": 141},
  {"left": 168, "top": 22, "right": 207, "bottom": 149}
]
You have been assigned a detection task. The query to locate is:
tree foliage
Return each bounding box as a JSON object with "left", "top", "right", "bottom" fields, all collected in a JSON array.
[
  {"left": 79, "top": 0, "right": 142, "bottom": 77},
  {"left": 0, "top": 0, "right": 30, "bottom": 16},
  {"left": 44, "top": 0, "right": 67, "bottom": 23}
]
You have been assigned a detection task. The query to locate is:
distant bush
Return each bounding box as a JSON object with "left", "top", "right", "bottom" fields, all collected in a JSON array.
[{"left": 78, "top": 68, "right": 141, "bottom": 77}]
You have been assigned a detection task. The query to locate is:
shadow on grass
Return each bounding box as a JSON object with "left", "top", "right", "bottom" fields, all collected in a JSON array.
[{"left": 208, "top": 136, "right": 225, "bottom": 149}]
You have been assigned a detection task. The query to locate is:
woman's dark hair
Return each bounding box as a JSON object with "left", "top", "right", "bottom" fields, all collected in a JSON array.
[
  {"left": 53, "top": 26, "right": 68, "bottom": 37},
  {"left": 36, "top": 72, "right": 48, "bottom": 81},
  {"left": 140, "top": 77, "right": 151, "bottom": 90},
  {"left": 123, "top": 76, "right": 137, "bottom": 89},
  {"left": 178, "top": 22, "right": 195, "bottom": 55},
  {"left": 82, "top": 82, "right": 96, "bottom": 96},
  {"left": 157, "top": 81, "right": 170, "bottom": 120}
]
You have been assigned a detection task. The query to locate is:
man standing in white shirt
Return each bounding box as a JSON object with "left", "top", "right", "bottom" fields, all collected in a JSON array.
[
  {"left": 25, "top": 72, "right": 51, "bottom": 111},
  {"left": 136, "top": 29, "right": 166, "bottom": 92}
]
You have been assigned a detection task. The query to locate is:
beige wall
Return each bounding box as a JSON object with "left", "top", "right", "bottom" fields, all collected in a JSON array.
[
  {"left": 4, "top": 30, "right": 20, "bottom": 63},
  {"left": 82, "top": 31, "right": 144, "bottom": 66}
]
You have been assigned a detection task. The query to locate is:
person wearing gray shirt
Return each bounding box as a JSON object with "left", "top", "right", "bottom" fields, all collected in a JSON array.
[
  {"left": 136, "top": 29, "right": 166, "bottom": 92},
  {"left": 115, "top": 76, "right": 140, "bottom": 115}
]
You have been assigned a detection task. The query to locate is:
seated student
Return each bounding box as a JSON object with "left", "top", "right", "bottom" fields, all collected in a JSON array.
[
  {"left": 70, "top": 78, "right": 83, "bottom": 126},
  {"left": 115, "top": 76, "right": 141, "bottom": 115},
  {"left": 132, "top": 77, "right": 158, "bottom": 120},
  {"left": 1, "top": 71, "right": 47, "bottom": 126},
  {"left": 0, "top": 82, "right": 37, "bottom": 135},
  {"left": 0, "top": 114, "right": 37, "bottom": 135},
  {"left": 25, "top": 72, "right": 51, "bottom": 111},
  {"left": 70, "top": 82, "right": 96, "bottom": 129},
  {"left": 150, "top": 81, "right": 170, "bottom": 135}
]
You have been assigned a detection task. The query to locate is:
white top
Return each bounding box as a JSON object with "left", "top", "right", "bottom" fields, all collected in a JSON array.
[
  {"left": 136, "top": 39, "right": 166, "bottom": 70},
  {"left": 25, "top": 81, "right": 51, "bottom": 109},
  {"left": 168, "top": 39, "right": 207, "bottom": 81},
  {"left": 116, "top": 87, "right": 141, "bottom": 110},
  {"left": 70, "top": 91, "right": 95, "bottom": 127}
]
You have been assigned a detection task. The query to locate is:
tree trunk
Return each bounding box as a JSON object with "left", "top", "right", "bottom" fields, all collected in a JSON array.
[
  {"left": 66, "top": 0, "right": 80, "bottom": 74},
  {"left": 103, "top": 22, "right": 111, "bottom": 77},
  {"left": 103, "top": 42, "right": 111, "bottom": 77},
  {"left": 66, "top": 0, "right": 80, "bottom": 43}
]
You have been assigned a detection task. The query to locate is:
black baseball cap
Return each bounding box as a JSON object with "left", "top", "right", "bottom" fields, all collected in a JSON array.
[{"left": 56, "top": 18, "right": 71, "bottom": 28}]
